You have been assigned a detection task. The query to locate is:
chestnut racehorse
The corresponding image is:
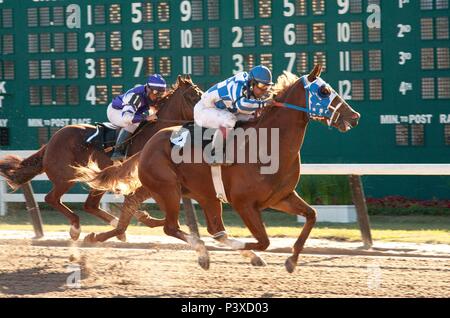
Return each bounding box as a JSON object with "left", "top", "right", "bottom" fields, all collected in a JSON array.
[
  {"left": 72, "top": 65, "right": 360, "bottom": 272},
  {"left": 0, "top": 76, "right": 202, "bottom": 240}
]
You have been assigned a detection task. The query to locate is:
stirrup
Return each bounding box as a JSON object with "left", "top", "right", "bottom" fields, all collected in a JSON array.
[
  {"left": 110, "top": 146, "right": 127, "bottom": 161},
  {"left": 110, "top": 153, "right": 126, "bottom": 161}
]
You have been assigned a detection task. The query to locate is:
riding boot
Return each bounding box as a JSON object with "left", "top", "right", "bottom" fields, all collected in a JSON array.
[
  {"left": 209, "top": 127, "right": 233, "bottom": 166},
  {"left": 111, "top": 128, "right": 132, "bottom": 161}
]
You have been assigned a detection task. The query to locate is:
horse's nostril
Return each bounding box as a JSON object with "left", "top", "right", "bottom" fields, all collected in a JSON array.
[{"left": 352, "top": 112, "right": 361, "bottom": 120}]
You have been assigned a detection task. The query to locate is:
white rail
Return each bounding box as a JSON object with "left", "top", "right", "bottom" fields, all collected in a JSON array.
[
  {"left": 1, "top": 150, "right": 450, "bottom": 216},
  {"left": 300, "top": 164, "right": 450, "bottom": 176}
]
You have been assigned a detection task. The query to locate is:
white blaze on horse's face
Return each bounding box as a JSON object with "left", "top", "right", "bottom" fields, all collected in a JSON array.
[{"left": 303, "top": 75, "right": 360, "bottom": 132}]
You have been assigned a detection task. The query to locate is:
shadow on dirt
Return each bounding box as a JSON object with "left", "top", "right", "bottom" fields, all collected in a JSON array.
[
  {"left": 0, "top": 265, "right": 99, "bottom": 296},
  {"left": 0, "top": 266, "right": 68, "bottom": 295}
]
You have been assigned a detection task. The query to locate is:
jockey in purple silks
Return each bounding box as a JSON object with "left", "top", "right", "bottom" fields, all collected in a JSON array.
[{"left": 107, "top": 74, "right": 167, "bottom": 160}]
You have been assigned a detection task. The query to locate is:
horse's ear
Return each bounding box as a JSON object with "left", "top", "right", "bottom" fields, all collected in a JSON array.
[
  {"left": 185, "top": 74, "right": 192, "bottom": 82},
  {"left": 177, "top": 75, "right": 182, "bottom": 84},
  {"left": 308, "top": 64, "right": 322, "bottom": 82}
]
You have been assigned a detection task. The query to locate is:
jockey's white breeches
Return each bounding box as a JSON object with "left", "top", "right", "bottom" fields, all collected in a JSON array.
[
  {"left": 107, "top": 103, "right": 139, "bottom": 133},
  {"left": 193, "top": 100, "right": 253, "bottom": 129}
]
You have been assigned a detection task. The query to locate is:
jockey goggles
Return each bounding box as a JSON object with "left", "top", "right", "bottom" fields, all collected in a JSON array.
[
  {"left": 254, "top": 81, "right": 272, "bottom": 90},
  {"left": 147, "top": 87, "right": 165, "bottom": 97}
]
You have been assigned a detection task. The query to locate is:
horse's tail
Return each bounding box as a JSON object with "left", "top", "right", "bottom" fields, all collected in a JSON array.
[
  {"left": 72, "top": 152, "right": 142, "bottom": 196},
  {"left": 0, "top": 145, "right": 47, "bottom": 190}
]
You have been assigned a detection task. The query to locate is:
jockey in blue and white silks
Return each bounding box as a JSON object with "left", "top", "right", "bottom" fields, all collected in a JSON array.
[
  {"left": 194, "top": 65, "right": 273, "bottom": 129},
  {"left": 193, "top": 65, "right": 274, "bottom": 164},
  {"left": 107, "top": 74, "right": 167, "bottom": 160}
]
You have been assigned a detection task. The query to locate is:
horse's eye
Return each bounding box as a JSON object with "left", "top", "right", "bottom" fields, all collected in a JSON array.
[{"left": 319, "top": 85, "right": 331, "bottom": 98}]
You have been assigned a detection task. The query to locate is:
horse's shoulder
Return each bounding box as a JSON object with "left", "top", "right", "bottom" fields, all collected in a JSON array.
[
  {"left": 154, "top": 126, "right": 180, "bottom": 141},
  {"left": 63, "top": 124, "right": 97, "bottom": 130},
  {"left": 165, "top": 125, "right": 183, "bottom": 131}
]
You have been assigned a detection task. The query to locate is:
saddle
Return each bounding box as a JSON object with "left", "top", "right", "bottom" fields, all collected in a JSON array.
[
  {"left": 169, "top": 121, "right": 247, "bottom": 151},
  {"left": 85, "top": 121, "right": 148, "bottom": 155},
  {"left": 85, "top": 122, "right": 120, "bottom": 153}
]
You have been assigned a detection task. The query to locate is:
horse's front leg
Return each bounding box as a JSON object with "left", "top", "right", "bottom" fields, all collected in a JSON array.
[
  {"left": 199, "top": 199, "right": 266, "bottom": 267},
  {"left": 84, "top": 187, "right": 157, "bottom": 243},
  {"left": 232, "top": 204, "right": 271, "bottom": 257},
  {"left": 83, "top": 190, "right": 127, "bottom": 242},
  {"left": 270, "top": 191, "right": 317, "bottom": 273},
  {"left": 213, "top": 231, "right": 267, "bottom": 267}
]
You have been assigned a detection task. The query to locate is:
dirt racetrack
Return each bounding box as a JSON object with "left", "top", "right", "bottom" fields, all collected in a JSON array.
[{"left": 0, "top": 240, "right": 448, "bottom": 298}]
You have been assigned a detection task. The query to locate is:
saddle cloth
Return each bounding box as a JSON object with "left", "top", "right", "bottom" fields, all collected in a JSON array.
[
  {"left": 85, "top": 121, "right": 149, "bottom": 156},
  {"left": 169, "top": 122, "right": 214, "bottom": 151},
  {"left": 169, "top": 122, "right": 229, "bottom": 203}
]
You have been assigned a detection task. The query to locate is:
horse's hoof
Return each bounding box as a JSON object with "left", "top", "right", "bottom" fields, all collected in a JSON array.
[
  {"left": 70, "top": 225, "right": 81, "bottom": 241},
  {"left": 117, "top": 232, "right": 127, "bottom": 242},
  {"left": 83, "top": 232, "right": 97, "bottom": 243},
  {"left": 195, "top": 241, "right": 210, "bottom": 270},
  {"left": 285, "top": 256, "right": 297, "bottom": 273},
  {"left": 251, "top": 256, "right": 267, "bottom": 267},
  {"left": 198, "top": 255, "right": 210, "bottom": 270}
]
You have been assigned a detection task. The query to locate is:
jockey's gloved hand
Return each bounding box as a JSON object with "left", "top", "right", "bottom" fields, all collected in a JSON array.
[
  {"left": 262, "top": 92, "right": 272, "bottom": 100},
  {"left": 260, "top": 94, "right": 275, "bottom": 106},
  {"left": 147, "top": 113, "right": 158, "bottom": 122}
]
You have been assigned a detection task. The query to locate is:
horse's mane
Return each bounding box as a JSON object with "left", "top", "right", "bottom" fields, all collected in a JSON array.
[
  {"left": 171, "top": 75, "right": 195, "bottom": 92},
  {"left": 157, "top": 75, "right": 197, "bottom": 108},
  {"left": 251, "top": 71, "right": 300, "bottom": 122},
  {"left": 272, "top": 71, "right": 300, "bottom": 98}
]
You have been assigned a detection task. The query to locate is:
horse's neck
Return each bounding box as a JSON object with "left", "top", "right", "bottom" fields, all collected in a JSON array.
[
  {"left": 157, "top": 98, "right": 182, "bottom": 120},
  {"left": 128, "top": 89, "right": 189, "bottom": 154}
]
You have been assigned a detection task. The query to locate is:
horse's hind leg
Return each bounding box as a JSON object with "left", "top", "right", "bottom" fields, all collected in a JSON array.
[
  {"left": 152, "top": 189, "right": 210, "bottom": 270},
  {"left": 199, "top": 199, "right": 266, "bottom": 267},
  {"left": 45, "top": 182, "right": 81, "bottom": 240},
  {"left": 84, "top": 199, "right": 134, "bottom": 244},
  {"left": 270, "top": 191, "right": 317, "bottom": 273},
  {"left": 83, "top": 190, "right": 126, "bottom": 242}
]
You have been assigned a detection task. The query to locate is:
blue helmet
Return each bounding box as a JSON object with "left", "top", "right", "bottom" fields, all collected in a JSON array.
[
  {"left": 146, "top": 74, "right": 167, "bottom": 91},
  {"left": 249, "top": 65, "right": 274, "bottom": 85}
]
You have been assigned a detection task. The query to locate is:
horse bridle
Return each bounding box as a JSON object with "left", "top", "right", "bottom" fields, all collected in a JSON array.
[{"left": 272, "top": 76, "right": 343, "bottom": 127}]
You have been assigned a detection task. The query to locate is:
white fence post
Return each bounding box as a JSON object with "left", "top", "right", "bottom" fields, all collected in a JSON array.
[
  {"left": 0, "top": 179, "right": 6, "bottom": 216},
  {"left": 101, "top": 201, "right": 110, "bottom": 211}
]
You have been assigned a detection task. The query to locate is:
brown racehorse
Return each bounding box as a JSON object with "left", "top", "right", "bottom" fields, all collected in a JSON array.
[
  {"left": 0, "top": 76, "right": 202, "bottom": 240},
  {"left": 72, "top": 65, "right": 361, "bottom": 272}
]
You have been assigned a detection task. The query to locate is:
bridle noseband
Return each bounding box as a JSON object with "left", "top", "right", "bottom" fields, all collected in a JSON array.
[{"left": 273, "top": 76, "right": 343, "bottom": 127}]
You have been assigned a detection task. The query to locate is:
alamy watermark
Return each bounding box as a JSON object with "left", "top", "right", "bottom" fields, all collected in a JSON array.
[
  {"left": 170, "top": 126, "right": 280, "bottom": 174},
  {"left": 66, "top": 263, "right": 81, "bottom": 289},
  {"left": 367, "top": 261, "right": 382, "bottom": 290}
]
